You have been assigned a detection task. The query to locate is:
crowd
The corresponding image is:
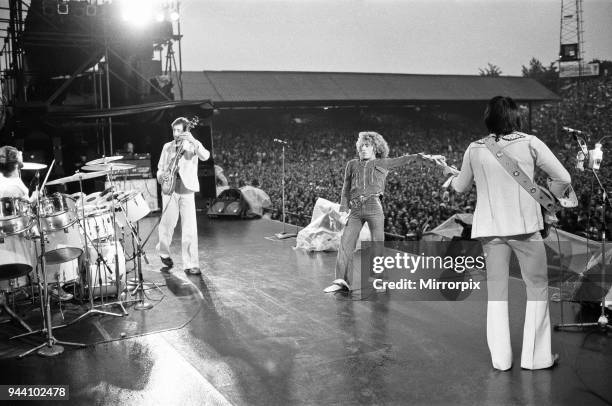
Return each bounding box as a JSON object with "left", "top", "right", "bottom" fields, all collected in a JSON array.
[{"left": 212, "top": 74, "right": 612, "bottom": 240}]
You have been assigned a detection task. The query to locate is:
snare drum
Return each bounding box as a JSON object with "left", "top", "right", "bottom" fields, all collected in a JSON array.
[
  {"left": 0, "top": 197, "right": 33, "bottom": 235},
  {"left": 116, "top": 191, "right": 150, "bottom": 223},
  {"left": 38, "top": 193, "right": 78, "bottom": 232},
  {"left": 80, "top": 208, "right": 114, "bottom": 242},
  {"left": 43, "top": 222, "right": 84, "bottom": 265},
  {"left": 86, "top": 241, "right": 126, "bottom": 289}
]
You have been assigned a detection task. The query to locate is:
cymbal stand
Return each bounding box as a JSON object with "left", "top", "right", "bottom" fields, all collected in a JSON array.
[
  {"left": 65, "top": 176, "right": 123, "bottom": 325},
  {"left": 15, "top": 175, "right": 86, "bottom": 358},
  {"left": 107, "top": 175, "right": 164, "bottom": 310},
  {"left": 121, "top": 204, "right": 162, "bottom": 310}
]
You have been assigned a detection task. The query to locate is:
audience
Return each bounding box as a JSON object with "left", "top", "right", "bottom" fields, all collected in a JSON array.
[{"left": 212, "top": 74, "right": 612, "bottom": 241}]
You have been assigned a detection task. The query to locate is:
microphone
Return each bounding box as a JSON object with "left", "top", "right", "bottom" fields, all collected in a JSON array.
[
  {"left": 274, "top": 139, "right": 288, "bottom": 145},
  {"left": 563, "top": 126, "right": 583, "bottom": 134}
]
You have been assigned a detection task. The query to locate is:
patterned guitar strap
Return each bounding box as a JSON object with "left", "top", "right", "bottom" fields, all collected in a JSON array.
[{"left": 482, "top": 136, "right": 558, "bottom": 214}]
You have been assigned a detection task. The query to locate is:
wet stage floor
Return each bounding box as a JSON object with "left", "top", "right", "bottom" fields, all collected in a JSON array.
[{"left": 0, "top": 215, "right": 611, "bottom": 406}]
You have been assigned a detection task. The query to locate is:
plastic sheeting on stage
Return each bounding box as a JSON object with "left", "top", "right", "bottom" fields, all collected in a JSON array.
[
  {"left": 295, "top": 198, "right": 371, "bottom": 252},
  {"left": 423, "top": 213, "right": 612, "bottom": 303},
  {"left": 239, "top": 186, "right": 272, "bottom": 218}
]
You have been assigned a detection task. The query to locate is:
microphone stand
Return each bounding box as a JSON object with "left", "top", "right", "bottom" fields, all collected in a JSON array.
[
  {"left": 555, "top": 132, "right": 611, "bottom": 332},
  {"left": 274, "top": 139, "right": 297, "bottom": 239}
]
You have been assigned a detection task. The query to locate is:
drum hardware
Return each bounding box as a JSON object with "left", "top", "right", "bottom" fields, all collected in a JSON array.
[
  {"left": 105, "top": 174, "right": 164, "bottom": 311},
  {"left": 63, "top": 173, "right": 125, "bottom": 326},
  {"left": 13, "top": 160, "right": 87, "bottom": 358},
  {"left": 0, "top": 265, "right": 34, "bottom": 333}
]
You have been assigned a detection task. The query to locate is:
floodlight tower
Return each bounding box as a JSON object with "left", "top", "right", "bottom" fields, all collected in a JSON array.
[{"left": 559, "top": 0, "right": 585, "bottom": 78}]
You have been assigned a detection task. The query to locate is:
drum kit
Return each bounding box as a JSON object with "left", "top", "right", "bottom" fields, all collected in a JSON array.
[{"left": 0, "top": 155, "right": 158, "bottom": 358}]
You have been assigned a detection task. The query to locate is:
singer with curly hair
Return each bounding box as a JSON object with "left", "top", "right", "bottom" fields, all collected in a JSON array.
[{"left": 324, "top": 131, "right": 427, "bottom": 293}]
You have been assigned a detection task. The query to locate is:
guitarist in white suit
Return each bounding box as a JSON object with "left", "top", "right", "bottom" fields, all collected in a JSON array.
[
  {"left": 441, "top": 96, "right": 572, "bottom": 371},
  {"left": 156, "top": 117, "right": 210, "bottom": 275}
]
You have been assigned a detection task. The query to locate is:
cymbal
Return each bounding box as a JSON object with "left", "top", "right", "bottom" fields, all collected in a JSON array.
[
  {"left": 86, "top": 155, "right": 123, "bottom": 166},
  {"left": 21, "top": 162, "right": 47, "bottom": 170},
  {"left": 46, "top": 171, "right": 107, "bottom": 185},
  {"left": 81, "top": 163, "right": 136, "bottom": 172}
]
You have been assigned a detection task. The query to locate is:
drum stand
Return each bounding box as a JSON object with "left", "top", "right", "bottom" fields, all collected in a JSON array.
[
  {"left": 65, "top": 177, "right": 123, "bottom": 325},
  {"left": 15, "top": 190, "right": 86, "bottom": 358},
  {"left": 0, "top": 287, "right": 32, "bottom": 332},
  {"left": 117, "top": 201, "right": 163, "bottom": 311}
]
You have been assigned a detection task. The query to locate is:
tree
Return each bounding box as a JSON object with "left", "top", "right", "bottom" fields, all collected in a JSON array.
[
  {"left": 521, "top": 57, "right": 558, "bottom": 91},
  {"left": 478, "top": 63, "right": 502, "bottom": 77}
]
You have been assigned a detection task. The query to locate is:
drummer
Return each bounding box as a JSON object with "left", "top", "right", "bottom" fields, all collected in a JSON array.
[
  {"left": 0, "top": 145, "right": 72, "bottom": 301},
  {"left": 0, "top": 146, "right": 29, "bottom": 199}
]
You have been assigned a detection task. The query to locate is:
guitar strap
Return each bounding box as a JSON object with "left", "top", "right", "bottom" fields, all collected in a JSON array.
[{"left": 482, "top": 135, "right": 558, "bottom": 213}]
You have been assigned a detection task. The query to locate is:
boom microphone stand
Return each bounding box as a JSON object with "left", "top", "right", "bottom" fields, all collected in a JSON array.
[
  {"left": 274, "top": 139, "right": 297, "bottom": 239},
  {"left": 555, "top": 130, "right": 612, "bottom": 332}
]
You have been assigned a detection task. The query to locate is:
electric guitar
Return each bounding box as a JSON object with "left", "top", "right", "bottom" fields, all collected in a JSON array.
[
  {"left": 160, "top": 116, "right": 200, "bottom": 195},
  {"left": 421, "top": 152, "right": 577, "bottom": 238}
]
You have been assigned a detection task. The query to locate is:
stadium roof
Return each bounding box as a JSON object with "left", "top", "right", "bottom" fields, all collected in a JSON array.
[{"left": 181, "top": 71, "right": 559, "bottom": 108}]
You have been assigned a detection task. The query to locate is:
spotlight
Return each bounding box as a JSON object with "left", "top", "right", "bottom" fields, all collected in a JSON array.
[
  {"left": 57, "top": 2, "right": 68, "bottom": 15},
  {"left": 169, "top": 11, "right": 179, "bottom": 21},
  {"left": 155, "top": 12, "right": 165, "bottom": 22}
]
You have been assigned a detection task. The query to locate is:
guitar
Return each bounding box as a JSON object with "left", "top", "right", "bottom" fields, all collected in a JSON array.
[
  {"left": 421, "top": 152, "right": 577, "bottom": 238},
  {"left": 160, "top": 116, "right": 200, "bottom": 195}
]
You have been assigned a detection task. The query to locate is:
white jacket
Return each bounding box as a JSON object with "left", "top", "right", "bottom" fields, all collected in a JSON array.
[
  {"left": 157, "top": 135, "right": 210, "bottom": 193},
  {"left": 451, "top": 132, "right": 571, "bottom": 238}
]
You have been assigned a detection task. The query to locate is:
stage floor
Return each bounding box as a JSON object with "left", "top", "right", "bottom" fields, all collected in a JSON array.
[{"left": 0, "top": 214, "right": 611, "bottom": 406}]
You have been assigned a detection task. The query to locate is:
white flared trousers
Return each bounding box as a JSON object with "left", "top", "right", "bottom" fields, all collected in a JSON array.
[
  {"left": 156, "top": 191, "right": 199, "bottom": 269},
  {"left": 482, "top": 233, "right": 555, "bottom": 370}
]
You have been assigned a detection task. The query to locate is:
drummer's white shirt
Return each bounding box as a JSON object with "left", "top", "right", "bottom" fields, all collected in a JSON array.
[{"left": 0, "top": 174, "right": 28, "bottom": 198}]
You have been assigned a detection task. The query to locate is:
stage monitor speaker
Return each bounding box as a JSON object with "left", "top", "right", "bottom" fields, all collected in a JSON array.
[{"left": 207, "top": 189, "right": 248, "bottom": 218}]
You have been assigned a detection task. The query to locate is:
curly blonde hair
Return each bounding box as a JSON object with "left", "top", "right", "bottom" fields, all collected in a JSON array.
[{"left": 356, "top": 131, "right": 389, "bottom": 159}]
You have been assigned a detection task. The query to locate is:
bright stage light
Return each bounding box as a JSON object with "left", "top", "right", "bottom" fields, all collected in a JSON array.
[
  {"left": 119, "top": 0, "right": 157, "bottom": 26},
  {"left": 169, "top": 11, "right": 179, "bottom": 21}
]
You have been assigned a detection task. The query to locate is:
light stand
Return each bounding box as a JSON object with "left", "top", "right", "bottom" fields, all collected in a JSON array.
[
  {"left": 274, "top": 139, "right": 297, "bottom": 239},
  {"left": 555, "top": 133, "right": 612, "bottom": 332}
]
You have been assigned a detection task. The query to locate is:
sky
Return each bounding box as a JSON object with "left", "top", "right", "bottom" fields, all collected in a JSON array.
[{"left": 177, "top": 0, "right": 612, "bottom": 76}]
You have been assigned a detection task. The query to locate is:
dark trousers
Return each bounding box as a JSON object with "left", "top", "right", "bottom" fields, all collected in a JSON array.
[{"left": 334, "top": 197, "right": 385, "bottom": 285}]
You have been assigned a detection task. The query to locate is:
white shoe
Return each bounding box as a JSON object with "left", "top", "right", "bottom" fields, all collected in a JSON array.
[{"left": 324, "top": 279, "right": 350, "bottom": 293}]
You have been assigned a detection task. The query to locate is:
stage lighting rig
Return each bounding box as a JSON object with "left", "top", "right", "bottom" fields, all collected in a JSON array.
[{"left": 57, "top": 1, "right": 68, "bottom": 14}]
